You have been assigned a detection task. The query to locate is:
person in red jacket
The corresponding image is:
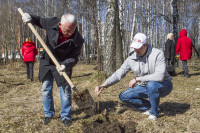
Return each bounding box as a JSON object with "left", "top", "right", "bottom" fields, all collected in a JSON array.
[
  {"left": 176, "top": 29, "right": 192, "bottom": 78},
  {"left": 22, "top": 37, "right": 38, "bottom": 81}
]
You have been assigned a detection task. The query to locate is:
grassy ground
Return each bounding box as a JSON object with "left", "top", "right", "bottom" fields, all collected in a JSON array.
[{"left": 0, "top": 58, "right": 200, "bottom": 133}]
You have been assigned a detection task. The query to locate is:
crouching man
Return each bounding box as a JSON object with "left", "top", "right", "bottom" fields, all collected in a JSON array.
[{"left": 95, "top": 33, "right": 173, "bottom": 120}]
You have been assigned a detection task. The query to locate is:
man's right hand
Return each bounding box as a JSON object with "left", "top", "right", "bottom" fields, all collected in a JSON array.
[
  {"left": 22, "top": 13, "right": 32, "bottom": 23},
  {"left": 95, "top": 85, "right": 106, "bottom": 96}
]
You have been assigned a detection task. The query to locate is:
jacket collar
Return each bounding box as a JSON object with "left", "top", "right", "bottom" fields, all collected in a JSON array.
[
  {"left": 72, "top": 28, "right": 82, "bottom": 47},
  {"left": 129, "top": 44, "right": 152, "bottom": 60}
]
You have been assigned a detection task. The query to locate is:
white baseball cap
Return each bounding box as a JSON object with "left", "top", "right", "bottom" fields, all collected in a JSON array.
[{"left": 130, "top": 33, "right": 148, "bottom": 49}]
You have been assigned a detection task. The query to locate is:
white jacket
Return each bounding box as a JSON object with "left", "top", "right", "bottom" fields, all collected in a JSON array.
[{"left": 104, "top": 45, "right": 172, "bottom": 87}]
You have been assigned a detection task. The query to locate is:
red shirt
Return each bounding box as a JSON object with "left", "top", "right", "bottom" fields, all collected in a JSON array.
[{"left": 57, "top": 28, "right": 73, "bottom": 45}]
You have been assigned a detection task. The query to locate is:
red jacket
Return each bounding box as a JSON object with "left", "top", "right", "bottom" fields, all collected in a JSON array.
[
  {"left": 22, "top": 41, "right": 38, "bottom": 62},
  {"left": 176, "top": 29, "right": 192, "bottom": 60}
]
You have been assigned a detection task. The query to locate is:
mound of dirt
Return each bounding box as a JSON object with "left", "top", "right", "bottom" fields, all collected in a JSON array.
[
  {"left": 73, "top": 89, "right": 96, "bottom": 116},
  {"left": 82, "top": 117, "right": 137, "bottom": 133}
]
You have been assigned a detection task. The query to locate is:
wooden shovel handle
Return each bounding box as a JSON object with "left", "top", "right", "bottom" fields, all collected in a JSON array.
[{"left": 18, "top": 8, "right": 77, "bottom": 92}]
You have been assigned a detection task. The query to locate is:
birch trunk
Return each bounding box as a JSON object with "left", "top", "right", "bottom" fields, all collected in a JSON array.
[
  {"left": 198, "top": 18, "right": 200, "bottom": 45},
  {"left": 116, "top": 0, "right": 123, "bottom": 69},
  {"left": 104, "top": 0, "right": 117, "bottom": 76},
  {"left": 171, "top": 0, "right": 179, "bottom": 44},
  {"left": 97, "top": 0, "right": 102, "bottom": 70},
  {"left": 130, "top": 0, "right": 137, "bottom": 41}
]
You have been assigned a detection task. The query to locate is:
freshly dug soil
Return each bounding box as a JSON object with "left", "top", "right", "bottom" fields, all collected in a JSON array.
[
  {"left": 82, "top": 117, "right": 137, "bottom": 133},
  {"left": 73, "top": 89, "right": 96, "bottom": 116}
]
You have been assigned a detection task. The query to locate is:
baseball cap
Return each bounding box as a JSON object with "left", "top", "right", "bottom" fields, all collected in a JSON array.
[{"left": 130, "top": 33, "right": 148, "bottom": 49}]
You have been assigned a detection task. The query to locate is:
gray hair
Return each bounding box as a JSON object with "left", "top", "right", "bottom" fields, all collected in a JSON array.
[
  {"left": 167, "top": 33, "right": 173, "bottom": 39},
  {"left": 60, "top": 13, "right": 77, "bottom": 25}
]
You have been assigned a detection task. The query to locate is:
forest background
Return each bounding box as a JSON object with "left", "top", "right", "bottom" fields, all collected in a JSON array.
[
  {"left": 0, "top": 0, "right": 200, "bottom": 76},
  {"left": 1, "top": 0, "right": 200, "bottom": 132}
]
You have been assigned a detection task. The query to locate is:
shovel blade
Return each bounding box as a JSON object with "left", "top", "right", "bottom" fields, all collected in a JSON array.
[{"left": 73, "top": 89, "right": 96, "bottom": 116}]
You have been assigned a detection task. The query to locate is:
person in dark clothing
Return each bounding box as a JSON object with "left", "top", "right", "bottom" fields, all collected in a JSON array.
[
  {"left": 176, "top": 29, "right": 192, "bottom": 78},
  {"left": 164, "top": 33, "right": 176, "bottom": 66},
  {"left": 164, "top": 33, "right": 176, "bottom": 76},
  {"left": 22, "top": 37, "right": 38, "bottom": 81},
  {"left": 22, "top": 13, "right": 84, "bottom": 126}
]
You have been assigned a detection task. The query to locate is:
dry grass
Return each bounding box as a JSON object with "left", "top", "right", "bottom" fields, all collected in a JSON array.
[{"left": 0, "top": 58, "right": 200, "bottom": 133}]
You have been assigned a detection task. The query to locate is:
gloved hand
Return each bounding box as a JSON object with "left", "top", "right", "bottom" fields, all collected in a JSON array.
[
  {"left": 175, "top": 54, "right": 179, "bottom": 60},
  {"left": 22, "top": 13, "right": 32, "bottom": 23},
  {"left": 56, "top": 65, "right": 66, "bottom": 76}
]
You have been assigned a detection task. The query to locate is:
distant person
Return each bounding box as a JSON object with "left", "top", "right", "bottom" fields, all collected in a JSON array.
[
  {"left": 164, "top": 33, "right": 176, "bottom": 76},
  {"left": 95, "top": 33, "right": 173, "bottom": 121},
  {"left": 176, "top": 29, "right": 192, "bottom": 78},
  {"left": 22, "top": 37, "right": 38, "bottom": 81},
  {"left": 22, "top": 12, "right": 84, "bottom": 127}
]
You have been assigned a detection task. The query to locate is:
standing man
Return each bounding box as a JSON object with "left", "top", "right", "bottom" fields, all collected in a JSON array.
[
  {"left": 176, "top": 29, "right": 192, "bottom": 78},
  {"left": 22, "top": 13, "right": 84, "bottom": 126},
  {"left": 95, "top": 33, "right": 173, "bottom": 121}
]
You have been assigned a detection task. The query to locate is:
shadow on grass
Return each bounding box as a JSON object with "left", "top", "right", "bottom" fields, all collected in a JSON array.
[
  {"left": 176, "top": 71, "right": 200, "bottom": 77},
  {"left": 160, "top": 102, "right": 190, "bottom": 116},
  {"left": 0, "top": 80, "right": 25, "bottom": 86},
  {"left": 72, "top": 73, "right": 93, "bottom": 78},
  {"left": 176, "top": 71, "right": 184, "bottom": 75},
  {"left": 189, "top": 72, "right": 200, "bottom": 76}
]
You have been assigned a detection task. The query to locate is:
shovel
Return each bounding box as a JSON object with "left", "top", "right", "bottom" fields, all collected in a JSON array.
[{"left": 18, "top": 8, "right": 96, "bottom": 116}]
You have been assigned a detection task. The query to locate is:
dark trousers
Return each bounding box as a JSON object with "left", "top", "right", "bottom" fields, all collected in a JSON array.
[
  {"left": 182, "top": 60, "right": 189, "bottom": 75},
  {"left": 25, "top": 62, "right": 34, "bottom": 79},
  {"left": 166, "top": 58, "right": 175, "bottom": 67}
]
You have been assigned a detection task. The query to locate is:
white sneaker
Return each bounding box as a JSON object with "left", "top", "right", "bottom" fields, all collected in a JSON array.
[
  {"left": 147, "top": 114, "right": 157, "bottom": 121},
  {"left": 142, "top": 110, "right": 150, "bottom": 115}
]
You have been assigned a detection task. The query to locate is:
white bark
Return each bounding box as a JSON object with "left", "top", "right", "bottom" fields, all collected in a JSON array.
[
  {"left": 130, "top": 0, "right": 137, "bottom": 41},
  {"left": 104, "top": 0, "right": 116, "bottom": 76},
  {"left": 198, "top": 18, "right": 200, "bottom": 45}
]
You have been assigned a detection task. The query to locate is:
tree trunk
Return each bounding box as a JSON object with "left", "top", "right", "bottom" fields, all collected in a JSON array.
[
  {"left": 171, "top": 0, "right": 179, "bottom": 44},
  {"left": 104, "top": 0, "right": 117, "bottom": 76},
  {"left": 130, "top": 0, "right": 137, "bottom": 41},
  {"left": 116, "top": 0, "right": 123, "bottom": 69},
  {"left": 198, "top": 18, "right": 200, "bottom": 45}
]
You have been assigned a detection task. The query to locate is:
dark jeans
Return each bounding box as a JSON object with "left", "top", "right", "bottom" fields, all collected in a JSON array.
[
  {"left": 25, "top": 62, "right": 34, "bottom": 79},
  {"left": 182, "top": 60, "right": 189, "bottom": 75}
]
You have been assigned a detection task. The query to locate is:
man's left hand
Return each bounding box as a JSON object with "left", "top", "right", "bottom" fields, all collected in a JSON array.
[{"left": 129, "top": 78, "right": 137, "bottom": 88}]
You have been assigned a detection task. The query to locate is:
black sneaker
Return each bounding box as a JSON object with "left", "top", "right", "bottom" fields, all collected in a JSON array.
[
  {"left": 63, "top": 119, "right": 72, "bottom": 127},
  {"left": 43, "top": 117, "right": 52, "bottom": 125}
]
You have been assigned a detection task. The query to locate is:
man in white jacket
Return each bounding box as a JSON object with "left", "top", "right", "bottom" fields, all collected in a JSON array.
[{"left": 95, "top": 33, "right": 173, "bottom": 120}]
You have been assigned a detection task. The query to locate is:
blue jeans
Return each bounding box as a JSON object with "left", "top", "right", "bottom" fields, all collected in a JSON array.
[
  {"left": 41, "top": 71, "right": 72, "bottom": 121},
  {"left": 119, "top": 81, "right": 172, "bottom": 116}
]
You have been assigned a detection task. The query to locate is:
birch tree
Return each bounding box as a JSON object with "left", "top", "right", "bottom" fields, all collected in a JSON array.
[
  {"left": 115, "top": 0, "right": 123, "bottom": 69},
  {"left": 171, "top": 0, "right": 179, "bottom": 44},
  {"left": 104, "top": 0, "right": 117, "bottom": 76}
]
